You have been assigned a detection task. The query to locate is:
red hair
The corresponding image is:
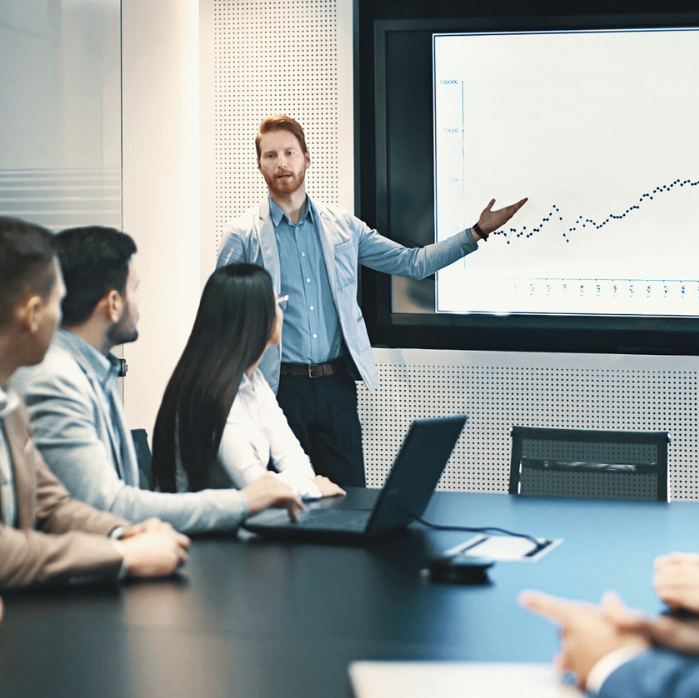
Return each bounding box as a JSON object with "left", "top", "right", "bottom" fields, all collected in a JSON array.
[{"left": 255, "top": 114, "right": 307, "bottom": 158}]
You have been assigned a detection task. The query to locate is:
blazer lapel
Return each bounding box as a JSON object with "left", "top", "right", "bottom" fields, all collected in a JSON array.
[
  {"left": 72, "top": 357, "right": 125, "bottom": 481},
  {"left": 257, "top": 198, "right": 282, "bottom": 292},
  {"left": 313, "top": 201, "right": 340, "bottom": 308}
]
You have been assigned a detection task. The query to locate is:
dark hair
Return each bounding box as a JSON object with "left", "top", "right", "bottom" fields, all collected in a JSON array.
[
  {"left": 55, "top": 226, "right": 137, "bottom": 326},
  {"left": 151, "top": 263, "right": 277, "bottom": 493},
  {"left": 255, "top": 114, "right": 307, "bottom": 158},
  {"left": 0, "top": 217, "right": 57, "bottom": 327}
]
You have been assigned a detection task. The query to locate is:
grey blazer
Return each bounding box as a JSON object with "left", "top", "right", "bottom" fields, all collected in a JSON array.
[{"left": 15, "top": 329, "right": 248, "bottom": 534}]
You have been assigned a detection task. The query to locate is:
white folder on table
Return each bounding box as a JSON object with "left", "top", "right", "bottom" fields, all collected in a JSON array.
[{"left": 349, "top": 662, "right": 582, "bottom": 698}]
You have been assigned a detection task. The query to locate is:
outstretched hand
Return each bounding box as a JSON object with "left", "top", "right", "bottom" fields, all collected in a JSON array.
[
  {"left": 519, "top": 590, "right": 650, "bottom": 689},
  {"left": 473, "top": 197, "right": 528, "bottom": 239}
]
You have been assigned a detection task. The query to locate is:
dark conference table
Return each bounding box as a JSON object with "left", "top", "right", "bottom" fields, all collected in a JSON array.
[{"left": 1, "top": 490, "right": 699, "bottom": 698}]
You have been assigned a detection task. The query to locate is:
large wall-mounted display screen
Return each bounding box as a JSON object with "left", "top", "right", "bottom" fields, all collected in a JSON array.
[
  {"left": 365, "top": 12, "right": 699, "bottom": 355},
  {"left": 433, "top": 29, "right": 699, "bottom": 318}
]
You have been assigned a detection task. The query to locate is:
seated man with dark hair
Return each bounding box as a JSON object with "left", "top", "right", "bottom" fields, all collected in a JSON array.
[
  {"left": 0, "top": 216, "right": 189, "bottom": 588},
  {"left": 16, "top": 225, "right": 302, "bottom": 533}
]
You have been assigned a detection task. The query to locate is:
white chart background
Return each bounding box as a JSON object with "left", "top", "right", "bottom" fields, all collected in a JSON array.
[{"left": 433, "top": 29, "right": 699, "bottom": 316}]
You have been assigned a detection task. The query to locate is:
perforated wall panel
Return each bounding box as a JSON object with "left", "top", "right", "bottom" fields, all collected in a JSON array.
[
  {"left": 211, "top": 5, "right": 699, "bottom": 502},
  {"left": 214, "top": 0, "right": 347, "bottom": 255},
  {"left": 358, "top": 349, "right": 699, "bottom": 500}
]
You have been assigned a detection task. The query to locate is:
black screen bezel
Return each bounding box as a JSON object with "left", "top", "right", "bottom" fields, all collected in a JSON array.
[{"left": 358, "top": 5, "right": 699, "bottom": 356}]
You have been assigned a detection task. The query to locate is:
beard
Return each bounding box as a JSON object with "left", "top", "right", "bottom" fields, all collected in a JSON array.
[
  {"left": 107, "top": 307, "right": 139, "bottom": 346},
  {"left": 263, "top": 166, "right": 306, "bottom": 198}
]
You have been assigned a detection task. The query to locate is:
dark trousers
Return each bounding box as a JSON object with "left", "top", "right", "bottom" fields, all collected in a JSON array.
[{"left": 276, "top": 372, "right": 366, "bottom": 487}]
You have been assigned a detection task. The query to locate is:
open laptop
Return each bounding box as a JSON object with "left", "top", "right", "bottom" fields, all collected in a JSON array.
[{"left": 242, "top": 414, "right": 467, "bottom": 541}]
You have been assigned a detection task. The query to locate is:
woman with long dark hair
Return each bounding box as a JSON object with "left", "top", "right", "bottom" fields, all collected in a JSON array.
[{"left": 151, "top": 263, "right": 343, "bottom": 502}]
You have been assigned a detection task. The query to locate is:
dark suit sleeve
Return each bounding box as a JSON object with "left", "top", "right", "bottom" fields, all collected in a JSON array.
[{"left": 600, "top": 648, "right": 699, "bottom": 698}]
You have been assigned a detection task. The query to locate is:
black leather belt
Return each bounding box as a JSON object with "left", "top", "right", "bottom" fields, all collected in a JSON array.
[{"left": 279, "top": 359, "right": 347, "bottom": 378}]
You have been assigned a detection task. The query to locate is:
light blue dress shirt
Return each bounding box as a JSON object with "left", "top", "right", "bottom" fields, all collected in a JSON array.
[{"left": 269, "top": 196, "right": 343, "bottom": 364}]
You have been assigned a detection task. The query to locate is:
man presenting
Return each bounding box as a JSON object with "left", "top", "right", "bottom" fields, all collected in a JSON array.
[{"left": 217, "top": 114, "right": 527, "bottom": 487}]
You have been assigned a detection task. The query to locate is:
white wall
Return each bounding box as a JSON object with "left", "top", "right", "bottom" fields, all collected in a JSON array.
[
  {"left": 121, "top": 0, "right": 201, "bottom": 430},
  {"left": 121, "top": 0, "right": 355, "bottom": 432}
]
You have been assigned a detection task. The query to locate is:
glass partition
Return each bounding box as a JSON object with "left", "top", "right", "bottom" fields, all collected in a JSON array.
[{"left": 0, "top": 0, "right": 121, "bottom": 231}]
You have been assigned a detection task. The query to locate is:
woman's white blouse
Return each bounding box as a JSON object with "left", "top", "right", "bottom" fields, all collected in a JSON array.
[{"left": 216, "top": 369, "right": 322, "bottom": 499}]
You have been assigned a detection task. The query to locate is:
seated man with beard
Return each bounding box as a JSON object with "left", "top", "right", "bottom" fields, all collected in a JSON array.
[{"left": 16, "top": 226, "right": 303, "bottom": 533}]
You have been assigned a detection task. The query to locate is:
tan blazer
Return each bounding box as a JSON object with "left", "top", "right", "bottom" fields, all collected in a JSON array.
[{"left": 0, "top": 395, "right": 128, "bottom": 588}]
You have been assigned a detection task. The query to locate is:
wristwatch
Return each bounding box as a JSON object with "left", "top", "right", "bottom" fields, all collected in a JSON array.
[{"left": 473, "top": 222, "right": 488, "bottom": 241}]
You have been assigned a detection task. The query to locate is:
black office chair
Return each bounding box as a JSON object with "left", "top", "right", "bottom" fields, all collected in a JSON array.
[
  {"left": 509, "top": 426, "right": 669, "bottom": 501},
  {"left": 131, "top": 428, "right": 153, "bottom": 490}
]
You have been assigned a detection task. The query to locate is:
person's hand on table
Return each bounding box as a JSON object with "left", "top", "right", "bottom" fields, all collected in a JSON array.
[
  {"left": 119, "top": 517, "right": 188, "bottom": 541},
  {"left": 471, "top": 197, "right": 528, "bottom": 240},
  {"left": 311, "top": 475, "right": 345, "bottom": 497},
  {"left": 653, "top": 553, "right": 699, "bottom": 612},
  {"left": 242, "top": 472, "right": 304, "bottom": 521},
  {"left": 119, "top": 529, "right": 190, "bottom": 578},
  {"left": 519, "top": 590, "right": 650, "bottom": 690},
  {"left": 603, "top": 590, "right": 699, "bottom": 655}
]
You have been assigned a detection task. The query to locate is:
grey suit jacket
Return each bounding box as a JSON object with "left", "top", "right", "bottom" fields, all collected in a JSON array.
[
  {"left": 15, "top": 329, "right": 249, "bottom": 534},
  {"left": 217, "top": 196, "right": 478, "bottom": 392},
  {"left": 0, "top": 391, "right": 126, "bottom": 588}
]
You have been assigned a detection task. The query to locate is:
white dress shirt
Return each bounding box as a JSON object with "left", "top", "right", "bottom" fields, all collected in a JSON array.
[
  {"left": 586, "top": 645, "right": 648, "bottom": 695},
  {"left": 217, "top": 369, "right": 322, "bottom": 499},
  {"left": 0, "top": 383, "right": 21, "bottom": 527}
]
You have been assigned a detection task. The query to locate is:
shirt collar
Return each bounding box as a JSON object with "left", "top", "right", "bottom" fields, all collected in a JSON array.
[
  {"left": 55, "top": 327, "right": 122, "bottom": 393},
  {"left": 238, "top": 369, "right": 264, "bottom": 396},
  {"left": 0, "top": 383, "right": 21, "bottom": 419},
  {"left": 269, "top": 195, "right": 314, "bottom": 227}
]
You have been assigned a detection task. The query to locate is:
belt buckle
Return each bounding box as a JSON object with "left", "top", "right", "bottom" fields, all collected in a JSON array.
[{"left": 308, "top": 363, "right": 319, "bottom": 378}]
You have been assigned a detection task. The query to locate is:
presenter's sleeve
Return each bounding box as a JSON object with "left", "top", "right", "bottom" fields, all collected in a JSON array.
[
  {"left": 355, "top": 216, "right": 478, "bottom": 279},
  {"left": 217, "top": 223, "right": 248, "bottom": 268},
  {"left": 598, "top": 648, "right": 699, "bottom": 698},
  {"left": 20, "top": 370, "right": 249, "bottom": 534}
]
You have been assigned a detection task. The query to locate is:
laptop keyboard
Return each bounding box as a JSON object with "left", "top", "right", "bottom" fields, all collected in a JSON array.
[{"left": 294, "top": 509, "right": 372, "bottom": 531}]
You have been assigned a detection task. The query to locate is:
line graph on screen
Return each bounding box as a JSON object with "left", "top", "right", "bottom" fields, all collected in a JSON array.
[{"left": 433, "top": 28, "right": 699, "bottom": 316}]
